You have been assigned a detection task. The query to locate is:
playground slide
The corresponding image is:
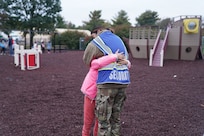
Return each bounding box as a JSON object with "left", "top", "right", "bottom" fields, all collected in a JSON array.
[{"left": 149, "top": 27, "right": 170, "bottom": 67}]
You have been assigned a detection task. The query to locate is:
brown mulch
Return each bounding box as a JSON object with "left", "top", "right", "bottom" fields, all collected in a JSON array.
[{"left": 0, "top": 51, "right": 204, "bottom": 136}]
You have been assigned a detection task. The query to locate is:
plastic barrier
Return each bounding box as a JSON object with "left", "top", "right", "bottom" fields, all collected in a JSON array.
[{"left": 14, "top": 44, "right": 42, "bottom": 70}]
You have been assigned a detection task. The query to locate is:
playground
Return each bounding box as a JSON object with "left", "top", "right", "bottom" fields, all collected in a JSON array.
[{"left": 0, "top": 51, "right": 204, "bottom": 136}]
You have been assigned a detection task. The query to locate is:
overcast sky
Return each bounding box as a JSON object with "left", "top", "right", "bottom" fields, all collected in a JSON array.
[{"left": 60, "top": 0, "right": 204, "bottom": 26}]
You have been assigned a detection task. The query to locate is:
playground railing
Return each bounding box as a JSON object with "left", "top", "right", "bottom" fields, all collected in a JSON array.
[
  {"left": 149, "top": 29, "right": 161, "bottom": 66},
  {"left": 161, "top": 26, "right": 171, "bottom": 51},
  {"left": 152, "top": 29, "right": 162, "bottom": 58}
]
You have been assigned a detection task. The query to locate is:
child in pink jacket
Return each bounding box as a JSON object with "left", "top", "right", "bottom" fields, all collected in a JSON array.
[{"left": 81, "top": 51, "right": 131, "bottom": 136}]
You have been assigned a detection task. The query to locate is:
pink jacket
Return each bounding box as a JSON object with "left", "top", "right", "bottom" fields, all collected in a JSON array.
[{"left": 81, "top": 54, "right": 118, "bottom": 100}]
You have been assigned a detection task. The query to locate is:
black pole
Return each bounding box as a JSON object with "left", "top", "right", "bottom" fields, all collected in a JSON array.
[{"left": 53, "top": 32, "right": 56, "bottom": 53}]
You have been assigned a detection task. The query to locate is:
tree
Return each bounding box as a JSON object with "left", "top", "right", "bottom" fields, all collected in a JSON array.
[
  {"left": 157, "top": 18, "right": 171, "bottom": 29},
  {"left": 113, "top": 25, "right": 130, "bottom": 38},
  {"left": 55, "top": 15, "right": 68, "bottom": 28},
  {"left": 52, "top": 31, "right": 87, "bottom": 50},
  {"left": 0, "top": 0, "right": 61, "bottom": 48},
  {"left": 112, "top": 10, "right": 131, "bottom": 26},
  {"left": 111, "top": 10, "right": 131, "bottom": 48},
  {"left": 0, "top": 13, "right": 10, "bottom": 34},
  {"left": 66, "top": 22, "right": 76, "bottom": 29},
  {"left": 82, "top": 10, "right": 105, "bottom": 31},
  {"left": 136, "top": 10, "right": 160, "bottom": 26}
]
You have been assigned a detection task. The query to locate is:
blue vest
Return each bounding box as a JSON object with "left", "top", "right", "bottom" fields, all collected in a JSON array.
[{"left": 92, "top": 31, "right": 130, "bottom": 85}]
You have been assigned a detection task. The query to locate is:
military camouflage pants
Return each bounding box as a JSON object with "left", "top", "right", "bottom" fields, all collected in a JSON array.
[{"left": 95, "top": 88, "right": 126, "bottom": 136}]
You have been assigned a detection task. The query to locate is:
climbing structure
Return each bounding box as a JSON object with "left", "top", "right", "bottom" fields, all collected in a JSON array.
[{"left": 129, "top": 15, "right": 203, "bottom": 67}]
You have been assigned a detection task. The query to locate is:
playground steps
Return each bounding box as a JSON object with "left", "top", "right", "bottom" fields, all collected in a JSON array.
[{"left": 152, "top": 40, "right": 164, "bottom": 67}]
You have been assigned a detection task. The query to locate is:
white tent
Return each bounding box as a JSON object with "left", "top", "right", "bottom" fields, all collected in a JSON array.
[{"left": 0, "top": 31, "right": 8, "bottom": 40}]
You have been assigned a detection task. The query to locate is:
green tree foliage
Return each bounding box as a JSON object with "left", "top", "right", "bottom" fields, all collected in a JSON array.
[
  {"left": 0, "top": 0, "right": 61, "bottom": 48},
  {"left": 83, "top": 10, "right": 105, "bottom": 31},
  {"left": 113, "top": 24, "right": 130, "bottom": 38},
  {"left": 112, "top": 10, "right": 131, "bottom": 26},
  {"left": 53, "top": 31, "right": 87, "bottom": 50},
  {"left": 0, "top": 13, "right": 10, "bottom": 34},
  {"left": 55, "top": 15, "right": 68, "bottom": 28},
  {"left": 111, "top": 10, "right": 131, "bottom": 50},
  {"left": 157, "top": 18, "right": 171, "bottom": 29},
  {"left": 111, "top": 10, "right": 131, "bottom": 38},
  {"left": 136, "top": 10, "right": 160, "bottom": 26},
  {"left": 66, "top": 22, "right": 76, "bottom": 29}
]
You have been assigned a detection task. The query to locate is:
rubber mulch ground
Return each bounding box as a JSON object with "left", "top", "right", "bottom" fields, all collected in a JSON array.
[{"left": 0, "top": 51, "right": 204, "bottom": 136}]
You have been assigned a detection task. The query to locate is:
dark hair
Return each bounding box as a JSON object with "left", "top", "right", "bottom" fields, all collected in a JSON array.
[
  {"left": 106, "top": 28, "right": 114, "bottom": 33},
  {"left": 91, "top": 26, "right": 104, "bottom": 34},
  {"left": 91, "top": 29, "right": 97, "bottom": 34}
]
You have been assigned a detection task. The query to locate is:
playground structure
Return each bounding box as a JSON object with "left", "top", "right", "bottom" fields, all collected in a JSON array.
[
  {"left": 14, "top": 44, "right": 42, "bottom": 70},
  {"left": 129, "top": 15, "right": 203, "bottom": 67}
]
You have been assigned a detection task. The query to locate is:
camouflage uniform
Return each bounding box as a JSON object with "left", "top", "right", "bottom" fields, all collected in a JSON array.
[{"left": 95, "top": 87, "right": 126, "bottom": 136}]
